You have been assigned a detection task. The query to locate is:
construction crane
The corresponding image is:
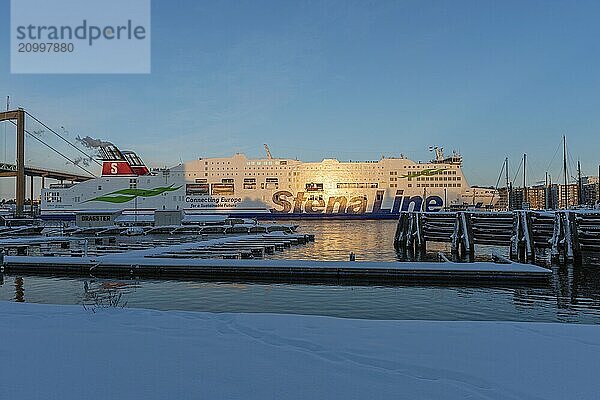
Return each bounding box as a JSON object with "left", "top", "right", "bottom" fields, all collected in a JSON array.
[{"left": 264, "top": 144, "right": 273, "bottom": 159}]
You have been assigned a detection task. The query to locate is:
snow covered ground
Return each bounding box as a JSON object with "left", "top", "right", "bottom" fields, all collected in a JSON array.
[{"left": 1, "top": 301, "right": 599, "bottom": 400}]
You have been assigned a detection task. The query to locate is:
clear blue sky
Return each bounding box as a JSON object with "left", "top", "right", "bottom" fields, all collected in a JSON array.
[{"left": 2, "top": 0, "right": 600, "bottom": 197}]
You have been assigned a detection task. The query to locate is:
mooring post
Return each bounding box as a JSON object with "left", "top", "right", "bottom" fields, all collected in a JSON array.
[
  {"left": 522, "top": 211, "right": 535, "bottom": 263},
  {"left": 517, "top": 213, "right": 526, "bottom": 263},
  {"left": 563, "top": 211, "right": 581, "bottom": 262},
  {"left": 393, "top": 212, "right": 406, "bottom": 251},
  {"left": 550, "top": 212, "right": 562, "bottom": 261},
  {"left": 570, "top": 212, "right": 581, "bottom": 262},
  {"left": 510, "top": 211, "right": 527, "bottom": 262},
  {"left": 510, "top": 211, "right": 519, "bottom": 261},
  {"left": 406, "top": 212, "right": 414, "bottom": 252},
  {"left": 563, "top": 211, "right": 574, "bottom": 261},
  {"left": 415, "top": 212, "right": 425, "bottom": 256},
  {"left": 395, "top": 212, "right": 409, "bottom": 251},
  {"left": 460, "top": 212, "right": 474, "bottom": 261},
  {"left": 451, "top": 213, "right": 461, "bottom": 256}
]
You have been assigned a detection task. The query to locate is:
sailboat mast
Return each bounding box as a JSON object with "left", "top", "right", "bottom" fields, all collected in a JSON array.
[
  {"left": 523, "top": 153, "right": 527, "bottom": 204},
  {"left": 578, "top": 160, "right": 582, "bottom": 205},
  {"left": 545, "top": 171, "right": 549, "bottom": 209},
  {"left": 505, "top": 157, "right": 510, "bottom": 210},
  {"left": 563, "top": 135, "right": 568, "bottom": 208}
]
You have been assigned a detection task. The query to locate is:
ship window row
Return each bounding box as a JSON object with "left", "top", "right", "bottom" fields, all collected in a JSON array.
[
  {"left": 186, "top": 183, "right": 241, "bottom": 196},
  {"left": 243, "top": 177, "right": 256, "bottom": 189},
  {"left": 183, "top": 172, "right": 240, "bottom": 176},
  {"left": 301, "top": 165, "right": 382, "bottom": 170},
  {"left": 241, "top": 177, "right": 280, "bottom": 190},
  {"left": 336, "top": 183, "right": 379, "bottom": 189},
  {"left": 44, "top": 192, "right": 62, "bottom": 203},
  {"left": 205, "top": 161, "right": 232, "bottom": 165},
  {"left": 306, "top": 183, "right": 324, "bottom": 192},
  {"left": 416, "top": 176, "right": 460, "bottom": 181},
  {"left": 211, "top": 183, "right": 235, "bottom": 195},
  {"left": 245, "top": 161, "right": 288, "bottom": 166},
  {"left": 404, "top": 165, "right": 457, "bottom": 169},
  {"left": 244, "top": 172, "right": 290, "bottom": 178},
  {"left": 243, "top": 166, "right": 288, "bottom": 170},
  {"left": 208, "top": 167, "right": 248, "bottom": 171},
  {"left": 416, "top": 184, "right": 461, "bottom": 188}
]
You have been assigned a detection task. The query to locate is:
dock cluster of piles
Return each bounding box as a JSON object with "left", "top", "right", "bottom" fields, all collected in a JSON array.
[{"left": 394, "top": 210, "right": 600, "bottom": 263}]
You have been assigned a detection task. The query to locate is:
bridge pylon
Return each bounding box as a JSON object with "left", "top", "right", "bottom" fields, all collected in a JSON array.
[{"left": 0, "top": 108, "right": 25, "bottom": 216}]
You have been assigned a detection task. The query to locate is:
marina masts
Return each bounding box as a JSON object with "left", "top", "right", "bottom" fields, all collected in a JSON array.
[
  {"left": 523, "top": 153, "right": 527, "bottom": 204},
  {"left": 563, "top": 135, "right": 569, "bottom": 207},
  {"left": 505, "top": 157, "right": 511, "bottom": 210},
  {"left": 578, "top": 160, "right": 583, "bottom": 206}
]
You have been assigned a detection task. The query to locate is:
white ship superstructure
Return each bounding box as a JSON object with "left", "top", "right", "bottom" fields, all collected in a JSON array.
[{"left": 41, "top": 145, "right": 498, "bottom": 220}]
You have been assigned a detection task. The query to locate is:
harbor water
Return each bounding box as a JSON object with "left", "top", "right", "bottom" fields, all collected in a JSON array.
[{"left": 1, "top": 220, "right": 600, "bottom": 323}]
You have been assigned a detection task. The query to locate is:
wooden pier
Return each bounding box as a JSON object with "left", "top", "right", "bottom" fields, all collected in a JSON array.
[{"left": 394, "top": 210, "right": 600, "bottom": 263}]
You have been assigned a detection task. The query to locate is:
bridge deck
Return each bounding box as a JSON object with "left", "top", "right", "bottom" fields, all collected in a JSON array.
[{"left": 0, "top": 163, "right": 93, "bottom": 181}]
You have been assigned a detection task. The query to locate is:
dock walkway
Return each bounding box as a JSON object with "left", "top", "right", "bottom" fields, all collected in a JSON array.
[{"left": 3, "top": 256, "right": 550, "bottom": 285}]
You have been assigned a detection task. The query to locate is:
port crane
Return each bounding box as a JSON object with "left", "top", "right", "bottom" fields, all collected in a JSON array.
[{"left": 264, "top": 144, "right": 273, "bottom": 159}]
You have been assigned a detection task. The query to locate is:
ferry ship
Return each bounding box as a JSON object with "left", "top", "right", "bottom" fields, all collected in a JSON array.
[{"left": 41, "top": 145, "right": 498, "bottom": 220}]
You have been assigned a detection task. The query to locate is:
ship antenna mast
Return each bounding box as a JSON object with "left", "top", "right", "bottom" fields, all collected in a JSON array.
[{"left": 264, "top": 144, "right": 273, "bottom": 159}]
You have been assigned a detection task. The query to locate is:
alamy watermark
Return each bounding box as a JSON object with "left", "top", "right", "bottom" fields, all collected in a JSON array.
[{"left": 11, "top": 0, "right": 151, "bottom": 73}]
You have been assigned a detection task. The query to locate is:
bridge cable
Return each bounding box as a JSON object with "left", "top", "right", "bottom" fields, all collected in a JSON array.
[
  {"left": 488, "top": 159, "right": 506, "bottom": 206},
  {"left": 511, "top": 157, "right": 523, "bottom": 187},
  {"left": 8, "top": 119, "right": 97, "bottom": 178},
  {"left": 24, "top": 110, "right": 102, "bottom": 166}
]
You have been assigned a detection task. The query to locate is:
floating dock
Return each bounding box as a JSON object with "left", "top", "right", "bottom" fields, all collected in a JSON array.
[
  {"left": 0, "top": 231, "right": 551, "bottom": 284},
  {"left": 2, "top": 256, "right": 550, "bottom": 285}
]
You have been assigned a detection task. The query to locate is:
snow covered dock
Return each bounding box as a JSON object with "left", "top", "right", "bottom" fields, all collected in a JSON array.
[
  {"left": 1, "top": 232, "right": 550, "bottom": 283},
  {"left": 2, "top": 256, "right": 550, "bottom": 284},
  {"left": 1, "top": 301, "right": 598, "bottom": 400}
]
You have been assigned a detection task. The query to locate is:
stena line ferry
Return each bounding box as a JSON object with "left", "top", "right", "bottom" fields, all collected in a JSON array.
[{"left": 41, "top": 144, "right": 498, "bottom": 220}]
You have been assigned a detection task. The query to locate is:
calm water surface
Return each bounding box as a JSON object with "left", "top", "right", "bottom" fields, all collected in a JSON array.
[{"left": 2, "top": 220, "right": 600, "bottom": 323}]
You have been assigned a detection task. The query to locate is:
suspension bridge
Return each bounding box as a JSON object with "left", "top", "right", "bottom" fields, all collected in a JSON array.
[{"left": 0, "top": 108, "right": 99, "bottom": 216}]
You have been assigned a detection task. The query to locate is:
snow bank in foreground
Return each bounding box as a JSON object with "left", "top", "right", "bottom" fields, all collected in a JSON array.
[{"left": 1, "top": 302, "right": 598, "bottom": 400}]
